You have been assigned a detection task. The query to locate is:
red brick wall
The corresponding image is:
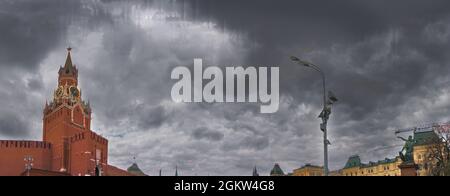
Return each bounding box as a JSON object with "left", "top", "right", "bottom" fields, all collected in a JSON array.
[
  {"left": 85, "top": 116, "right": 91, "bottom": 130},
  {"left": 68, "top": 131, "right": 108, "bottom": 176},
  {"left": 43, "top": 105, "right": 92, "bottom": 172},
  {"left": 0, "top": 141, "right": 52, "bottom": 176},
  {"left": 72, "top": 105, "right": 84, "bottom": 127}
]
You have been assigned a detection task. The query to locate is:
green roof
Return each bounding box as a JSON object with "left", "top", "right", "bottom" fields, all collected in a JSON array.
[
  {"left": 127, "top": 163, "right": 147, "bottom": 176},
  {"left": 344, "top": 155, "right": 399, "bottom": 169},
  {"left": 344, "top": 155, "right": 362, "bottom": 168},
  {"left": 270, "top": 163, "right": 285, "bottom": 176},
  {"left": 361, "top": 157, "right": 398, "bottom": 168},
  {"left": 414, "top": 131, "right": 440, "bottom": 146}
]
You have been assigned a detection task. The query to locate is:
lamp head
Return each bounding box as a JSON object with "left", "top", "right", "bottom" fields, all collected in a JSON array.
[
  {"left": 328, "top": 91, "right": 338, "bottom": 103},
  {"left": 290, "top": 56, "right": 310, "bottom": 67},
  {"left": 290, "top": 56, "right": 300, "bottom": 62}
]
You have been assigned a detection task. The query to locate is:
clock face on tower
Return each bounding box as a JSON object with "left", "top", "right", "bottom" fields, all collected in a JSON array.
[
  {"left": 54, "top": 86, "right": 64, "bottom": 98},
  {"left": 70, "top": 86, "right": 80, "bottom": 98}
]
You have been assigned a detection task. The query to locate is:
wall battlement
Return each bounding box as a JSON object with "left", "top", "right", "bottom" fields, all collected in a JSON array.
[
  {"left": 0, "top": 140, "right": 52, "bottom": 149},
  {"left": 90, "top": 131, "right": 108, "bottom": 145},
  {"left": 69, "top": 132, "right": 86, "bottom": 143},
  {"left": 68, "top": 131, "right": 107, "bottom": 145}
]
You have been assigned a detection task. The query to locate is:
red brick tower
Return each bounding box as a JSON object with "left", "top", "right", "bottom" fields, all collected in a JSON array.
[{"left": 42, "top": 48, "right": 108, "bottom": 175}]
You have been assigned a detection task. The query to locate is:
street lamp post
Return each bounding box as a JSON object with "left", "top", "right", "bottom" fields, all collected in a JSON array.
[
  {"left": 290, "top": 56, "right": 338, "bottom": 176},
  {"left": 24, "top": 155, "right": 34, "bottom": 176}
]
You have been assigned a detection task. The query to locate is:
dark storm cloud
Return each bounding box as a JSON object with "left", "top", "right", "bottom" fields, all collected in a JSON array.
[
  {"left": 0, "top": 113, "right": 29, "bottom": 137},
  {"left": 241, "top": 136, "right": 269, "bottom": 151},
  {"left": 0, "top": 0, "right": 111, "bottom": 70},
  {"left": 182, "top": 0, "right": 450, "bottom": 102},
  {"left": 192, "top": 0, "right": 449, "bottom": 40},
  {"left": 221, "top": 135, "right": 269, "bottom": 151},
  {"left": 178, "top": 0, "right": 450, "bottom": 171},
  {"left": 136, "top": 105, "right": 169, "bottom": 130},
  {"left": 26, "top": 76, "right": 44, "bottom": 91},
  {"left": 188, "top": 2, "right": 450, "bottom": 110},
  {"left": 191, "top": 127, "right": 224, "bottom": 141},
  {"left": 181, "top": 0, "right": 450, "bottom": 62},
  {"left": 1, "top": 0, "right": 450, "bottom": 175}
]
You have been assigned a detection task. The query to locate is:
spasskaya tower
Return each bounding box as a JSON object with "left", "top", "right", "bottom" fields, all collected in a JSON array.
[
  {"left": 42, "top": 48, "right": 107, "bottom": 175},
  {"left": 44, "top": 48, "right": 92, "bottom": 141}
]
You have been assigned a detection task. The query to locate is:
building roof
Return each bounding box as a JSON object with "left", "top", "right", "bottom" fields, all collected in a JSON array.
[
  {"left": 127, "top": 163, "right": 147, "bottom": 176},
  {"left": 344, "top": 155, "right": 399, "bottom": 169},
  {"left": 344, "top": 155, "right": 362, "bottom": 168},
  {"left": 414, "top": 131, "right": 440, "bottom": 146},
  {"left": 293, "top": 163, "right": 323, "bottom": 173},
  {"left": 270, "top": 163, "right": 285, "bottom": 176},
  {"left": 106, "top": 165, "right": 135, "bottom": 176},
  {"left": 300, "top": 163, "right": 323, "bottom": 169},
  {"left": 361, "top": 157, "right": 399, "bottom": 168}
]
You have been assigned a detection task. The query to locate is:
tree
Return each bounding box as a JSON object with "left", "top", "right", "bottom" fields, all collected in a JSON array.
[{"left": 424, "top": 126, "right": 450, "bottom": 176}]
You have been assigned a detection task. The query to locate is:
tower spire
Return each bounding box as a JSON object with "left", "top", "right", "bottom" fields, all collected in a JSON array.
[
  {"left": 64, "top": 47, "right": 73, "bottom": 69},
  {"left": 253, "top": 166, "right": 259, "bottom": 176},
  {"left": 58, "top": 47, "right": 78, "bottom": 86}
]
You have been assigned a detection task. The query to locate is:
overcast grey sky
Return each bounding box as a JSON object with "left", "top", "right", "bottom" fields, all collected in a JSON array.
[{"left": 1, "top": 0, "right": 450, "bottom": 176}]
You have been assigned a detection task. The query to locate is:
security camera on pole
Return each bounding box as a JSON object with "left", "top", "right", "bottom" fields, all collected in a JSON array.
[{"left": 290, "top": 56, "right": 338, "bottom": 176}]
